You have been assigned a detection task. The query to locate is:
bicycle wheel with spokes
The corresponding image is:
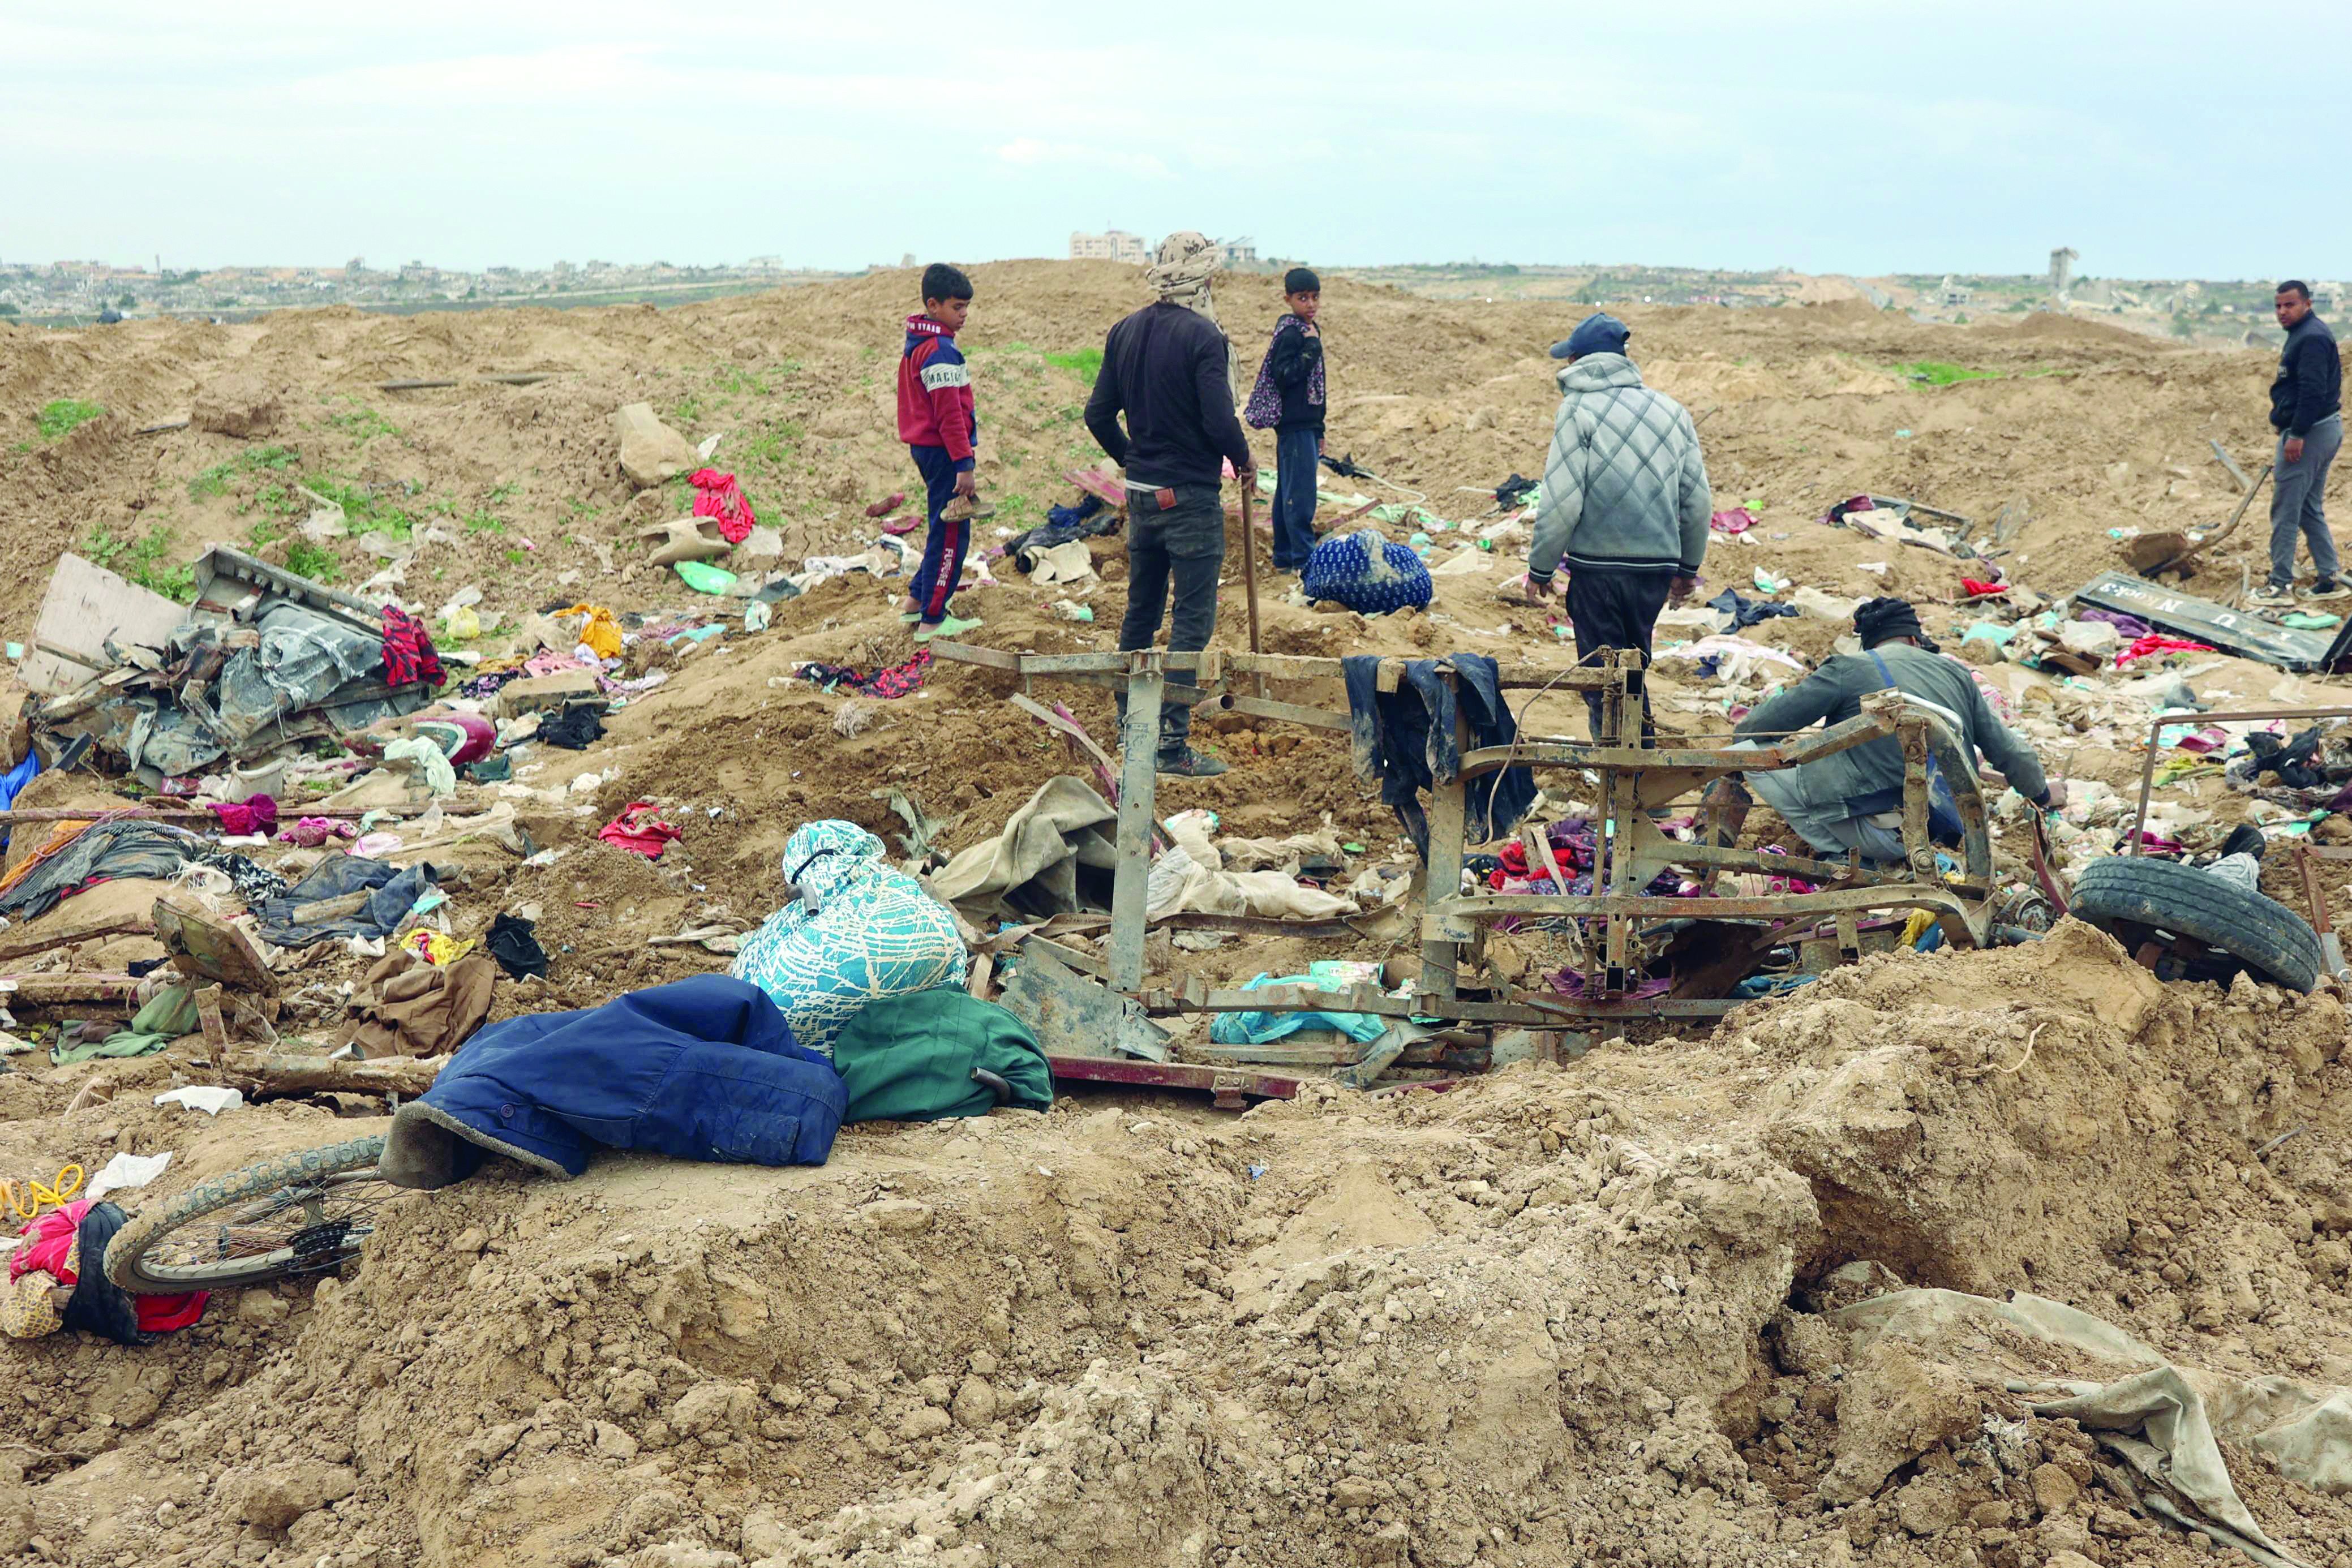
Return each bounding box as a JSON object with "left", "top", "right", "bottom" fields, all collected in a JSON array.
[{"left": 105, "top": 1135, "right": 398, "bottom": 1293}]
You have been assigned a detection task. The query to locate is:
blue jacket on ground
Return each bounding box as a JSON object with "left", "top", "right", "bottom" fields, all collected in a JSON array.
[{"left": 380, "top": 975, "right": 845, "bottom": 1189}]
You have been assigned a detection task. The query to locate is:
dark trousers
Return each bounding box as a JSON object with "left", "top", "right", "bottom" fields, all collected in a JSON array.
[
  {"left": 2269, "top": 414, "right": 2344, "bottom": 587},
  {"left": 907, "top": 444, "right": 970, "bottom": 622},
  {"left": 1118, "top": 482, "right": 1225, "bottom": 754},
  {"left": 1567, "top": 568, "right": 1672, "bottom": 741},
  {"left": 1271, "top": 426, "right": 1320, "bottom": 570}
]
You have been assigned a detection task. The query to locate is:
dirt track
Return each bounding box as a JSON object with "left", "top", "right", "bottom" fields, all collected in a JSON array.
[{"left": 1, "top": 266, "right": 2350, "bottom": 1567}]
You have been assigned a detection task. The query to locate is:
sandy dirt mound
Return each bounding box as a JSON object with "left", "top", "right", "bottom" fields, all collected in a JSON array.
[{"left": 3, "top": 264, "right": 2350, "bottom": 1568}]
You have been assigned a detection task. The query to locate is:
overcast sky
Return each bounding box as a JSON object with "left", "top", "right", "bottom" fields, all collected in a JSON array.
[{"left": 6, "top": 2, "right": 2347, "bottom": 281}]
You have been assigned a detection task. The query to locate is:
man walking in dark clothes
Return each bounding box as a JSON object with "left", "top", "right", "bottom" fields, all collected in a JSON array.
[
  {"left": 1084, "top": 231, "right": 1256, "bottom": 777},
  {"left": 2251, "top": 280, "right": 2348, "bottom": 608},
  {"left": 1523, "top": 312, "right": 1711, "bottom": 741}
]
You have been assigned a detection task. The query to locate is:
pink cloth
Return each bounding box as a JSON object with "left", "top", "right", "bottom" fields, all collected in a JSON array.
[
  {"left": 2117, "top": 634, "right": 2214, "bottom": 667},
  {"left": 1710, "top": 507, "right": 1757, "bottom": 535},
  {"left": 689, "top": 469, "right": 756, "bottom": 545},
  {"left": 13, "top": 1202, "right": 207, "bottom": 1332},
  {"left": 208, "top": 796, "right": 279, "bottom": 837},
  {"left": 278, "top": 817, "right": 358, "bottom": 848},
  {"left": 525, "top": 650, "right": 589, "bottom": 678},
  {"left": 598, "top": 801, "right": 681, "bottom": 860}
]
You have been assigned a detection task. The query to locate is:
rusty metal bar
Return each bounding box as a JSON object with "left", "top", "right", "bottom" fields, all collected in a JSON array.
[
  {"left": 1433, "top": 882, "right": 1982, "bottom": 931},
  {"left": 1419, "top": 685, "right": 1473, "bottom": 1002},
  {"left": 1216, "top": 693, "right": 1353, "bottom": 732}
]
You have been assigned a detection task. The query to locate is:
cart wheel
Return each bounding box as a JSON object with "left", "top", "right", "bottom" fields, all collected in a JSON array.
[{"left": 2068, "top": 856, "right": 2320, "bottom": 994}]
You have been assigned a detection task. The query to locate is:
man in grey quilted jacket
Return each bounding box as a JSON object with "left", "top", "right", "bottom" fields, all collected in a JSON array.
[{"left": 1524, "top": 313, "right": 1711, "bottom": 740}]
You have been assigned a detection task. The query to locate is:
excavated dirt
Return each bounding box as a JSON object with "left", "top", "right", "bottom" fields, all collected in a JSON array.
[{"left": 1, "top": 267, "right": 2349, "bottom": 1568}]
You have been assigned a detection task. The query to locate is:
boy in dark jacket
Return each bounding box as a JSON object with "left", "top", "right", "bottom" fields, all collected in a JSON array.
[
  {"left": 1245, "top": 267, "right": 1327, "bottom": 571},
  {"left": 895, "top": 263, "right": 985, "bottom": 641}
]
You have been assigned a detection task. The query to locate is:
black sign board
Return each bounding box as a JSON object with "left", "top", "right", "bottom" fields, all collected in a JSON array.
[{"left": 2074, "top": 570, "right": 2352, "bottom": 673}]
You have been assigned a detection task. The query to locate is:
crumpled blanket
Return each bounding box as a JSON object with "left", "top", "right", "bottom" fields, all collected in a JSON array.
[
  {"left": 598, "top": 801, "right": 681, "bottom": 859},
  {"left": 379, "top": 606, "right": 445, "bottom": 687},
  {"left": 0, "top": 820, "right": 209, "bottom": 923},
  {"left": 929, "top": 775, "right": 1117, "bottom": 918},
  {"left": 252, "top": 856, "right": 439, "bottom": 948},
  {"left": 1303, "top": 529, "right": 1433, "bottom": 615},
  {"left": 207, "top": 795, "right": 279, "bottom": 837}
]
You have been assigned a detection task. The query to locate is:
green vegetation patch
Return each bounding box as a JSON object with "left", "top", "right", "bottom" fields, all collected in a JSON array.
[
  {"left": 1042, "top": 347, "right": 1104, "bottom": 381},
  {"left": 1897, "top": 361, "right": 2001, "bottom": 386},
  {"left": 284, "top": 541, "right": 341, "bottom": 582},
  {"left": 37, "top": 399, "right": 106, "bottom": 440},
  {"left": 84, "top": 523, "right": 195, "bottom": 601},
  {"left": 188, "top": 443, "right": 301, "bottom": 500}
]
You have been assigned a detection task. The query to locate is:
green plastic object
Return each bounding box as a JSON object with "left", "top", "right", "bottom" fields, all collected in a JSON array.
[
  {"left": 674, "top": 560, "right": 737, "bottom": 594},
  {"left": 2281, "top": 611, "right": 2342, "bottom": 630}
]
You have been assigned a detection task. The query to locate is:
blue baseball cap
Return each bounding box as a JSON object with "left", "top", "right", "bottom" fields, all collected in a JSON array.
[{"left": 1549, "top": 312, "right": 1630, "bottom": 360}]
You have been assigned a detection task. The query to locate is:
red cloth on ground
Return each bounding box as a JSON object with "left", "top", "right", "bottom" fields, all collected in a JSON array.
[
  {"left": 13, "top": 1201, "right": 207, "bottom": 1333},
  {"left": 379, "top": 607, "right": 445, "bottom": 687},
  {"left": 208, "top": 795, "right": 279, "bottom": 837},
  {"left": 2116, "top": 634, "right": 2214, "bottom": 667},
  {"left": 598, "top": 801, "right": 682, "bottom": 860},
  {"left": 689, "top": 469, "right": 757, "bottom": 545},
  {"left": 1961, "top": 579, "right": 2007, "bottom": 597}
]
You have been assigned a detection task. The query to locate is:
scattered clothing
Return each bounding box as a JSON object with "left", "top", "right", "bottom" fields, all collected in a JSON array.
[
  {"left": 199, "top": 849, "right": 289, "bottom": 905},
  {"left": 926, "top": 775, "right": 1117, "bottom": 919},
  {"left": 1706, "top": 588, "right": 1800, "bottom": 629},
  {"left": 379, "top": 975, "right": 844, "bottom": 1189},
  {"left": 832, "top": 987, "right": 1053, "bottom": 1123},
  {"left": 2078, "top": 608, "right": 2152, "bottom": 639},
  {"left": 400, "top": 929, "right": 475, "bottom": 966},
  {"left": 383, "top": 736, "right": 457, "bottom": 796},
  {"left": 252, "top": 856, "right": 439, "bottom": 948},
  {"left": 486, "top": 912, "right": 550, "bottom": 981},
  {"left": 1343, "top": 654, "right": 1538, "bottom": 859},
  {"left": 2, "top": 1201, "right": 205, "bottom": 1343},
  {"left": 1302, "top": 529, "right": 1433, "bottom": 615},
  {"left": 207, "top": 794, "right": 279, "bottom": 837},
  {"left": 1006, "top": 495, "right": 1117, "bottom": 566},
  {"left": 0, "top": 819, "right": 208, "bottom": 923},
  {"left": 2117, "top": 634, "right": 2216, "bottom": 667},
  {"left": 343, "top": 948, "right": 495, "bottom": 1058},
  {"left": 379, "top": 606, "right": 445, "bottom": 688},
  {"left": 598, "top": 801, "right": 682, "bottom": 860},
  {"left": 1211, "top": 972, "right": 1387, "bottom": 1047},
  {"left": 729, "top": 821, "right": 969, "bottom": 1056},
  {"left": 61, "top": 985, "right": 198, "bottom": 1065},
  {"left": 795, "top": 647, "right": 933, "bottom": 700},
  {"left": 1960, "top": 578, "right": 2007, "bottom": 598},
  {"left": 411, "top": 713, "right": 497, "bottom": 765},
  {"left": 1709, "top": 507, "right": 1757, "bottom": 535},
  {"left": 538, "top": 702, "right": 608, "bottom": 750},
  {"left": 0, "top": 750, "right": 40, "bottom": 820},
  {"left": 688, "top": 469, "right": 757, "bottom": 545},
  {"left": 557, "top": 603, "right": 624, "bottom": 660},
  {"left": 1526, "top": 351, "right": 1711, "bottom": 588}
]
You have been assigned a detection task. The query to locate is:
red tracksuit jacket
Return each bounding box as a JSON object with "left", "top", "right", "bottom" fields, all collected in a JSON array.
[{"left": 895, "top": 315, "right": 977, "bottom": 468}]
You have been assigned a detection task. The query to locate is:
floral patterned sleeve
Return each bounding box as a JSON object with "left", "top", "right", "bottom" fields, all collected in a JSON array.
[{"left": 0, "top": 1266, "right": 64, "bottom": 1339}]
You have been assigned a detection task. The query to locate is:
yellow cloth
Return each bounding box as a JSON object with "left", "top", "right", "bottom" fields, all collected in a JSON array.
[
  {"left": 401, "top": 930, "right": 477, "bottom": 966},
  {"left": 559, "top": 603, "right": 623, "bottom": 660},
  {"left": 1899, "top": 908, "right": 1939, "bottom": 948}
]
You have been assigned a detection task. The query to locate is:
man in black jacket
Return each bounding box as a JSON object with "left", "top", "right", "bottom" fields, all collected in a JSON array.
[
  {"left": 2252, "top": 281, "right": 2346, "bottom": 608},
  {"left": 1084, "top": 231, "right": 1256, "bottom": 777}
]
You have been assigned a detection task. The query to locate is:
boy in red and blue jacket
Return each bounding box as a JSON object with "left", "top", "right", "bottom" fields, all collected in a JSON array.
[{"left": 895, "top": 264, "right": 984, "bottom": 640}]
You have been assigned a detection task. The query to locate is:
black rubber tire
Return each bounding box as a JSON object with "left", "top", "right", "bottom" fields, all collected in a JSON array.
[
  {"left": 105, "top": 1135, "right": 391, "bottom": 1293},
  {"left": 2070, "top": 855, "right": 2322, "bottom": 994}
]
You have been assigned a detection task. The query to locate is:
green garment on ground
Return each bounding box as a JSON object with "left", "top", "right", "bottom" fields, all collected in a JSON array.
[
  {"left": 831, "top": 987, "right": 1053, "bottom": 1123},
  {"left": 54, "top": 985, "right": 199, "bottom": 1066}
]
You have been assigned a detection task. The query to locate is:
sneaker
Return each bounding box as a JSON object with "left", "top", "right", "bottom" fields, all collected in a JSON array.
[
  {"left": 2219, "top": 822, "right": 2267, "bottom": 862},
  {"left": 911, "top": 615, "right": 984, "bottom": 643},
  {"left": 2250, "top": 583, "right": 2297, "bottom": 609},
  {"left": 1156, "top": 746, "right": 1229, "bottom": 777},
  {"left": 2298, "top": 579, "right": 2352, "bottom": 602}
]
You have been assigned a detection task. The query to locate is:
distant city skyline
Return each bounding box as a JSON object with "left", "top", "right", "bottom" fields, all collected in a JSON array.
[{"left": 5, "top": 5, "right": 2350, "bottom": 282}]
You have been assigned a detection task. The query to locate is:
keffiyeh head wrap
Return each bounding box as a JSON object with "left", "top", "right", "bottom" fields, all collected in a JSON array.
[
  {"left": 1148, "top": 230, "right": 1239, "bottom": 403},
  {"left": 782, "top": 820, "right": 887, "bottom": 908}
]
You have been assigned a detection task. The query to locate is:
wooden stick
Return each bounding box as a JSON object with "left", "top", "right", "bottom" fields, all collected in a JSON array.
[
  {"left": 0, "top": 917, "right": 152, "bottom": 963},
  {"left": 2209, "top": 438, "right": 2252, "bottom": 493},
  {"left": 2147, "top": 462, "right": 2274, "bottom": 577},
  {"left": 1238, "top": 483, "right": 1267, "bottom": 698},
  {"left": 221, "top": 1051, "right": 443, "bottom": 1097}
]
